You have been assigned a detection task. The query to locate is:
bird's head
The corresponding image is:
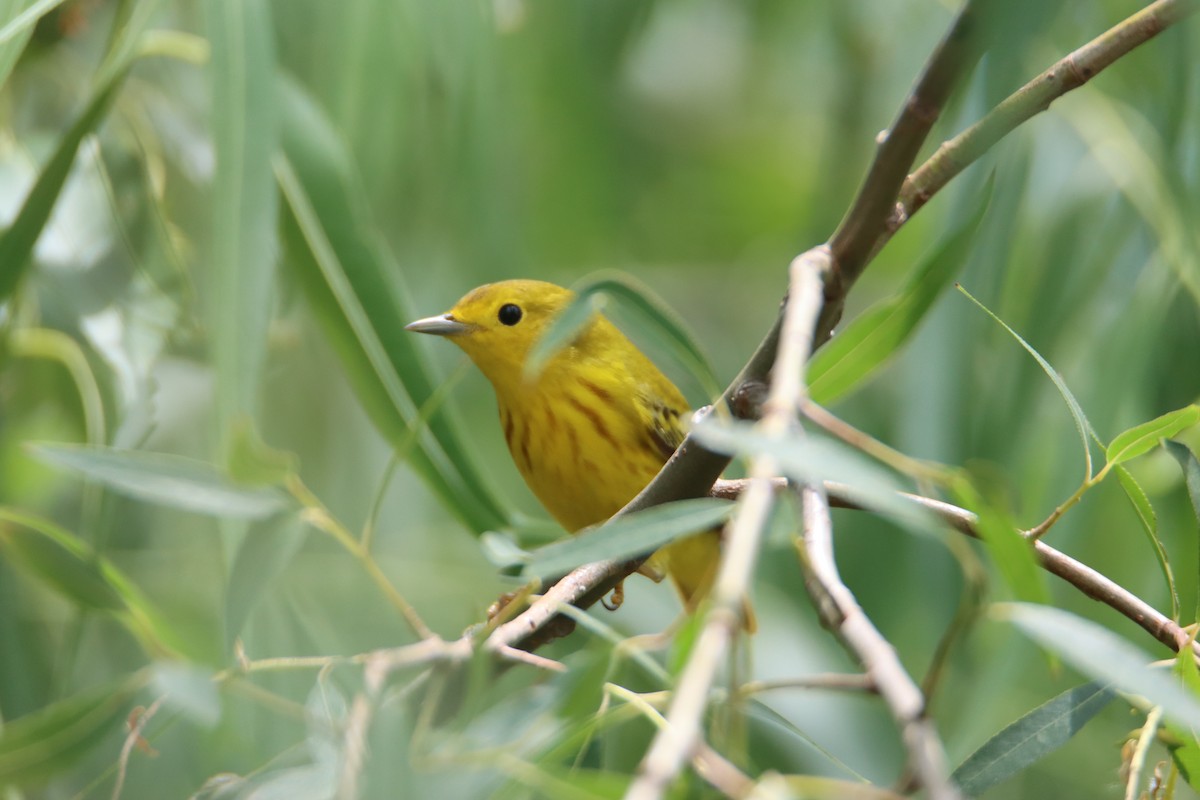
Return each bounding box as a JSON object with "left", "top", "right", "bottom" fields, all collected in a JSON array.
[{"left": 405, "top": 279, "right": 580, "bottom": 390}]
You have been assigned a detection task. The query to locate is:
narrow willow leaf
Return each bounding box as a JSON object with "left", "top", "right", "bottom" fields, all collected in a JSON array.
[
  {"left": 225, "top": 515, "right": 306, "bottom": 649},
  {"left": 0, "top": 507, "right": 187, "bottom": 658},
  {"left": 1106, "top": 406, "right": 1200, "bottom": 467},
  {"left": 520, "top": 499, "right": 734, "bottom": 579},
  {"left": 957, "top": 285, "right": 1096, "bottom": 479},
  {"left": 952, "top": 682, "right": 1114, "bottom": 794},
  {"left": 479, "top": 530, "right": 531, "bottom": 570},
  {"left": 1115, "top": 465, "right": 1179, "bottom": 620},
  {"left": 0, "top": 676, "right": 145, "bottom": 787},
  {"left": 276, "top": 77, "right": 508, "bottom": 533},
  {"left": 692, "top": 419, "right": 933, "bottom": 530},
  {"left": 29, "top": 443, "right": 289, "bottom": 519},
  {"left": 809, "top": 176, "right": 992, "bottom": 404},
  {"left": 1165, "top": 440, "right": 1200, "bottom": 525},
  {"left": 1171, "top": 734, "right": 1200, "bottom": 791},
  {"left": 1003, "top": 603, "right": 1200, "bottom": 731},
  {"left": 0, "top": 0, "right": 63, "bottom": 85},
  {"left": 524, "top": 291, "right": 606, "bottom": 380},
  {"left": 525, "top": 271, "right": 721, "bottom": 397},
  {"left": 0, "top": 63, "right": 130, "bottom": 302},
  {"left": 954, "top": 480, "right": 1047, "bottom": 604},
  {"left": 206, "top": 0, "right": 278, "bottom": 429},
  {"left": 0, "top": 517, "right": 124, "bottom": 611},
  {"left": 1164, "top": 440, "right": 1200, "bottom": 622}
]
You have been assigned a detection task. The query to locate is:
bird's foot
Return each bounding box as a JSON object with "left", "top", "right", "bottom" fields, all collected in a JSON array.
[{"left": 601, "top": 581, "right": 625, "bottom": 611}]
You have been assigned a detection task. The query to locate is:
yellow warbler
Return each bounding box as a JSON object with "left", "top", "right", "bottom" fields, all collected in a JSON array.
[{"left": 406, "top": 279, "right": 754, "bottom": 632}]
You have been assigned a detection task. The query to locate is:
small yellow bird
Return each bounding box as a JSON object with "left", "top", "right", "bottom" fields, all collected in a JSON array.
[{"left": 406, "top": 279, "right": 754, "bottom": 631}]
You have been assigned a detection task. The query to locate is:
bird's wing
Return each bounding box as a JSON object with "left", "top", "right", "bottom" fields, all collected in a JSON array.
[{"left": 636, "top": 386, "right": 689, "bottom": 461}]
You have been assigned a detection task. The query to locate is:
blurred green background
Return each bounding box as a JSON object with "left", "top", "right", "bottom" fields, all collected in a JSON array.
[{"left": 1, "top": 0, "right": 1198, "bottom": 797}]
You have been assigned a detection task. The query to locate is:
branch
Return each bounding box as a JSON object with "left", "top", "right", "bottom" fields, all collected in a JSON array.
[
  {"left": 825, "top": 0, "right": 991, "bottom": 324},
  {"left": 798, "top": 485, "right": 959, "bottom": 800},
  {"left": 899, "top": 0, "right": 1200, "bottom": 222},
  {"left": 626, "top": 249, "right": 830, "bottom": 800},
  {"left": 493, "top": 0, "right": 990, "bottom": 656}
]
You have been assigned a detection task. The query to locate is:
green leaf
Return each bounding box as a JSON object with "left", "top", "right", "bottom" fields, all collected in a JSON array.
[
  {"left": 692, "top": 419, "right": 933, "bottom": 530},
  {"left": 479, "top": 530, "right": 532, "bottom": 571},
  {"left": 0, "top": 676, "right": 145, "bottom": 787},
  {"left": 520, "top": 498, "right": 734, "bottom": 579},
  {"left": 0, "top": 62, "right": 130, "bottom": 303},
  {"left": 952, "top": 682, "right": 1114, "bottom": 794},
  {"left": 1164, "top": 440, "right": 1200, "bottom": 622},
  {"left": 1115, "top": 465, "right": 1179, "bottom": 620},
  {"left": 224, "top": 514, "right": 306, "bottom": 650},
  {"left": 206, "top": 0, "right": 278, "bottom": 429},
  {"left": 1106, "top": 406, "right": 1200, "bottom": 467},
  {"left": 0, "top": 507, "right": 187, "bottom": 658},
  {"left": 958, "top": 285, "right": 1096, "bottom": 479},
  {"left": 225, "top": 418, "right": 299, "bottom": 487},
  {"left": 0, "top": 515, "right": 124, "bottom": 611},
  {"left": 524, "top": 272, "right": 720, "bottom": 397},
  {"left": 28, "top": 443, "right": 289, "bottom": 519},
  {"left": 809, "top": 177, "right": 992, "bottom": 404},
  {"left": 151, "top": 662, "right": 220, "bottom": 729},
  {"left": 1165, "top": 440, "right": 1200, "bottom": 526},
  {"left": 276, "top": 76, "right": 508, "bottom": 534},
  {"left": 0, "top": 0, "right": 64, "bottom": 85},
  {"left": 1002, "top": 603, "right": 1200, "bottom": 731},
  {"left": 1171, "top": 733, "right": 1200, "bottom": 791},
  {"left": 954, "top": 479, "right": 1047, "bottom": 604}
]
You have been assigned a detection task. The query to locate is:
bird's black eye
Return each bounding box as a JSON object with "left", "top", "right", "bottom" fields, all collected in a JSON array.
[{"left": 498, "top": 303, "right": 523, "bottom": 326}]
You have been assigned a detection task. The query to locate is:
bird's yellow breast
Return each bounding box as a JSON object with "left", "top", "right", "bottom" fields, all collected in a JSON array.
[{"left": 498, "top": 372, "right": 670, "bottom": 532}]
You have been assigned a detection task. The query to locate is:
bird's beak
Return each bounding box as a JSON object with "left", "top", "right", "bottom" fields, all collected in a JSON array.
[{"left": 404, "top": 313, "right": 471, "bottom": 336}]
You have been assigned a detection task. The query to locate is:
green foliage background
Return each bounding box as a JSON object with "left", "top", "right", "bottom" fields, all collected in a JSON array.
[{"left": 0, "top": 0, "right": 1198, "bottom": 797}]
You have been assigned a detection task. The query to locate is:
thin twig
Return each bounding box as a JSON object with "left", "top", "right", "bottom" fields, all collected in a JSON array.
[
  {"left": 625, "top": 249, "right": 830, "bottom": 800},
  {"left": 899, "top": 0, "right": 1200, "bottom": 222},
  {"left": 737, "top": 673, "right": 877, "bottom": 696},
  {"left": 111, "top": 696, "right": 164, "bottom": 800}
]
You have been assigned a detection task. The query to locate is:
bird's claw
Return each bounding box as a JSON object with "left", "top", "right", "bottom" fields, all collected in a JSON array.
[{"left": 601, "top": 581, "right": 625, "bottom": 611}]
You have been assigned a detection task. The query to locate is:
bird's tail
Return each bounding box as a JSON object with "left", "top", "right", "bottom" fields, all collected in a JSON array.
[{"left": 662, "top": 531, "right": 757, "bottom": 633}]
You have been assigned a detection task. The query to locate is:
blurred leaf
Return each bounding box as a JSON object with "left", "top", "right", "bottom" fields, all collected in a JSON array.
[
  {"left": 958, "top": 284, "right": 1096, "bottom": 479},
  {"left": 1002, "top": 603, "right": 1200, "bottom": 731},
  {"left": 525, "top": 272, "right": 720, "bottom": 397},
  {"left": 0, "top": 62, "right": 130, "bottom": 303},
  {"left": 520, "top": 498, "right": 733, "bottom": 579},
  {"left": 692, "top": 419, "right": 934, "bottom": 530},
  {"left": 0, "top": 675, "right": 145, "bottom": 787},
  {"left": 479, "top": 530, "right": 531, "bottom": 570},
  {"left": 1171, "top": 734, "right": 1200, "bottom": 791},
  {"left": 151, "top": 661, "right": 219, "bottom": 728},
  {"left": 29, "top": 443, "right": 289, "bottom": 519},
  {"left": 666, "top": 607, "right": 703, "bottom": 677},
  {"left": 1106, "top": 405, "right": 1200, "bottom": 467},
  {"left": 206, "top": 0, "right": 278, "bottom": 429},
  {"left": 0, "top": 0, "right": 63, "bottom": 84},
  {"left": 1115, "top": 465, "right": 1179, "bottom": 620},
  {"left": 1164, "top": 440, "right": 1200, "bottom": 622},
  {"left": 276, "top": 76, "right": 508, "bottom": 534},
  {"left": 809, "top": 176, "right": 992, "bottom": 404},
  {"left": 1165, "top": 440, "right": 1200, "bottom": 525},
  {"left": 0, "top": 512, "right": 123, "bottom": 610},
  {"left": 226, "top": 417, "right": 299, "bottom": 486},
  {"left": 225, "top": 514, "right": 306, "bottom": 649},
  {"left": 954, "top": 479, "right": 1047, "bottom": 604},
  {"left": 951, "top": 682, "right": 1114, "bottom": 795},
  {"left": 0, "top": 507, "right": 186, "bottom": 658}
]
